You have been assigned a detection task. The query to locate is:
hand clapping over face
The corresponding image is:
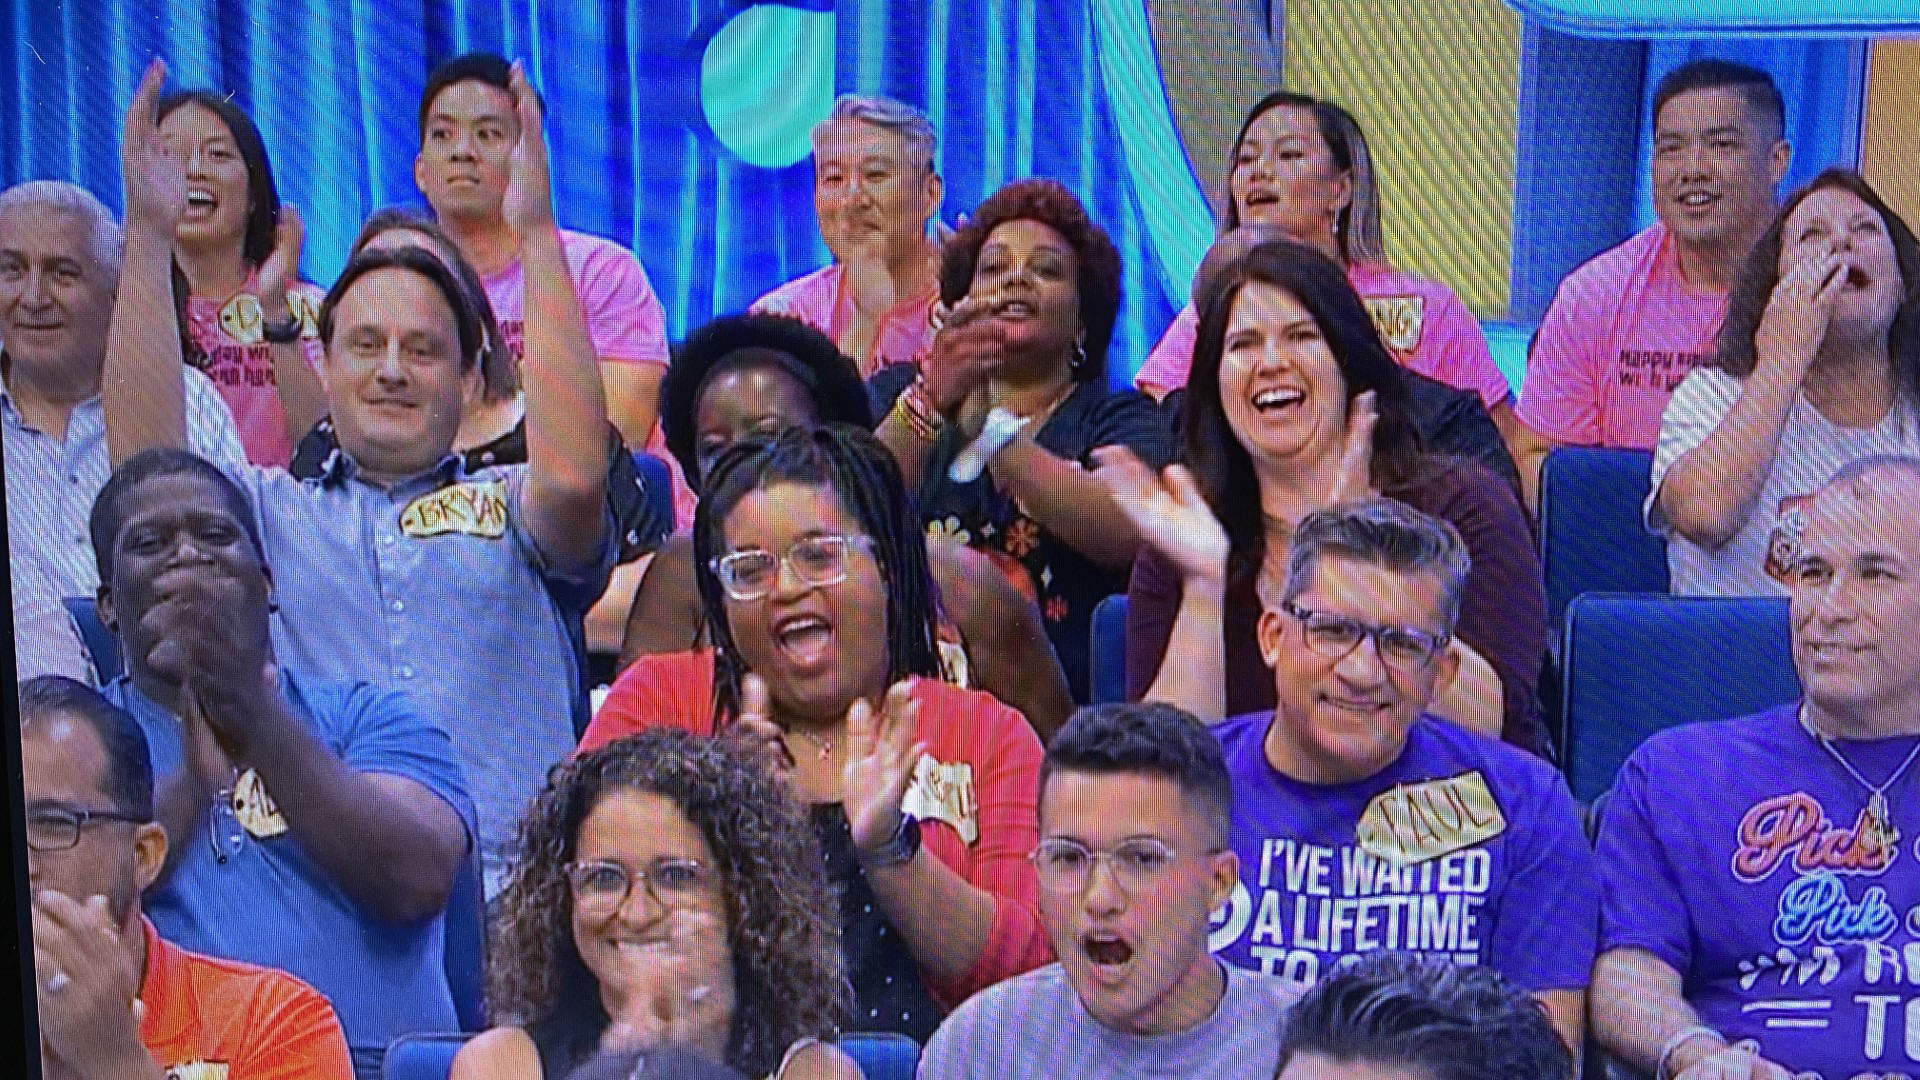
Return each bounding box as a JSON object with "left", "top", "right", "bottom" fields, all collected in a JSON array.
[
  {"left": 841, "top": 682, "right": 925, "bottom": 855},
  {"left": 598, "top": 907, "right": 736, "bottom": 1059},
  {"left": 33, "top": 892, "right": 145, "bottom": 1077},
  {"left": 120, "top": 59, "right": 187, "bottom": 232},
  {"left": 1091, "top": 446, "right": 1228, "bottom": 586},
  {"left": 136, "top": 564, "right": 274, "bottom": 746},
  {"left": 921, "top": 296, "right": 1007, "bottom": 416},
  {"left": 1327, "top": 389, "right": 1379, "bottom": 507},
  {"left": 1755, "top": 250, "right": 1849, "bottom": 382}
]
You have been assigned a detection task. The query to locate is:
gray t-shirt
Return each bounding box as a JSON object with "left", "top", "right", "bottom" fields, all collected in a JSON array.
[{"left": 917, "top": 962, "right": 1296, "bottom": 1080}]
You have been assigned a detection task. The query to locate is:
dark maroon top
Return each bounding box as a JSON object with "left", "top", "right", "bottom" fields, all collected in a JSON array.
[{"left": 1124, "top": 457, "right": 1551, "bottom": 757}]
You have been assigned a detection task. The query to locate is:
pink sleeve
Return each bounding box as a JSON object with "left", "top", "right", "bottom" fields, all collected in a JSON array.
[
  {"left": 1132, "top": 303, "right": 1199, "bottom": 399},
  {"left": 572, "top": 238, "right": 670, "bottom": 368},
  {"left": 1515, "top": 281, "right": 1605, "bottom": 444},
  {"left": 1419, "top": 289, "right": 1511, "bottom": 410}
]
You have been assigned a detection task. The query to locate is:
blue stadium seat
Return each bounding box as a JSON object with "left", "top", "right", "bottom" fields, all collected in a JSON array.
[
  {"left": 63, "top": 595, "right": 122, "bottom": 683},
  {"left": 444, "top": 844, "right": 488, "bottom": 1032},
  {"left": 382, "top": 1031, "right": 468, "bottom": 1080},
  {"left": 632, "top": 450, "right": 677, "bottom": 537},
  {"left": 1560, "top": 593, "right": 1799, "bottom": 803},
  {"left": 1538, "top": 447, "right": 1669, "bottom": 628},
  {"left": 1088, "top": 593, "right": 1129, "bottom": 704},
  {"left": 839, "top": 1032, "right": 921, "bottom": 1080}
]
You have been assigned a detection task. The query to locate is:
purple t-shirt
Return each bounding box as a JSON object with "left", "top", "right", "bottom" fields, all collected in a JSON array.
[
  {"left": 1211, "top": 712, "right": 1597, "bottom": 995},
  {"left": 1599, "top": 703, "right": 1920, "bottom": 1078}
]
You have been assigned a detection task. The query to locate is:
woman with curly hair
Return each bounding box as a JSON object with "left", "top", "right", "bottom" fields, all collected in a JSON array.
[
  {"left": 874, "top": 178, "right": 1176, "bottom": 702},
  {"left": 617, "top": 311, "right": 1072, "bottom": 738},
  {"left": 451, "top": 730, "right": 860, "bottom": 1080},
  {"left": 583, "top": 424, "right": 1052, "bottom": 1043}
]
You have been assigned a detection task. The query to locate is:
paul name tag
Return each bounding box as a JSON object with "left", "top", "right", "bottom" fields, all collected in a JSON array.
[
  {"left": 1364, "top": 294, "right": 1426, "bottom": 353},
  {"left": 399, "top": 480, "right": 509, "bottom": 539},
  {"left": 1355, "top": 771, "right": 1506, "bottom": 867},
  {"left": 231, "top": 768, "right": 288, "bottom": 840},
  {"left": 902, "top": 758, "right": 978, "bottom": 844},
  {"left": 165, "top": 1063, "right": 230, "bottom": 1080}
]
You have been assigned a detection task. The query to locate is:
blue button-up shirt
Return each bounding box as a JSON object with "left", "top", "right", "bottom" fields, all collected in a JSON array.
[
  {"left": 233, "top": 452, "right": 613, "bottom": 886},
  {"left": 3, "top": 365, "right": 247, "bottom": 681}
]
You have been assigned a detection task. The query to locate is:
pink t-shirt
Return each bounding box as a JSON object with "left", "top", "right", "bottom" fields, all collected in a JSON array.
[
  {"left": 1516, "top": 223, "right": 1727, "bottom": 450},
  {"left": 184, "top": 271, "right": 326, "bottom": 467},
  {"left": 1132, "top": 261, "right": 1512, "bottom": 410},
  {"left": 751, "top": 263, "right": 939, "bottom": 378},
  {"left": 483, "top": 228, "right": 691, "bottom": 526}
]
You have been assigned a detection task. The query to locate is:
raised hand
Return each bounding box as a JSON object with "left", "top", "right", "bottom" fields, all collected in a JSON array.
[
  {"left": 255, "top": 203, "right": 306, "bottom": 318},
  {"left": 719, "top": 673, "right": 794, "bottom": 780},
  {"left": 500, "top": 60, "right": 556, "bottom": 235},
  {"left": 1327, "top": 389, "right": 1379, "bottom": 507},
  {"left": 597, "top": 907, "right": 735, "bottom": 1060},
  {"left": 120, "top": 59, "right": 186, "bottom": 232},
  {"left": 32, "top": 892, "right": 148, "bottom": 1078},
  {"left": 842, "top": 682, "right": 926, "bottom": 855},
  {"left": 136, "top": 570, "right": 275, "bottom": 751},
  {"left": 1091, "top": 446, "right": 1228, "bottom": 586},
  {"left": 1754, "top": 250, "right": 1847, "bottom": 384},
  {"left": 921, "top": 295, "right": 1007, "bottom": 415}
]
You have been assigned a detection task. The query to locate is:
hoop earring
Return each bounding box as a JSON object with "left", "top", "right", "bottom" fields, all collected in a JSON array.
[{"left": 1070, "top": 337, "right": 1088, "bottom": 373}]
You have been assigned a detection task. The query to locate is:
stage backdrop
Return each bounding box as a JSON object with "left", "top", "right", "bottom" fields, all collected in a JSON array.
[{"left": 0, "top": 0, "right": 1191, "bottom": 382}]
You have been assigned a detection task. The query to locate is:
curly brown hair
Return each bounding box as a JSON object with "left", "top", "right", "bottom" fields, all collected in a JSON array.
[
  {"left": 938, "top": 177, "right": 1122, "bottom": 382},
  {"left": 488, "top": 731, "right": 849, "bottom": 1077}
]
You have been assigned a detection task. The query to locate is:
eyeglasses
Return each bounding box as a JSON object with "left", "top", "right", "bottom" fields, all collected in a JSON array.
[
  {"left": 1280, "top": 600, "right": 1450, "bottom": 673},
  {"left": 25, "top": 805, "right": 149, "bottom": 853},
  {"left": 708, "top": 534, "right": 875, "bottom": 602},
  {"left": 1030, "top": 837, "right": 1207, "bottom": 895},
  {"left": 565, "top": 857, "right": 719, "bottom": 919}
]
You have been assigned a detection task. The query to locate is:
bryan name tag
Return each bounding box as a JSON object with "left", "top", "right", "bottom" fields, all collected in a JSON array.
[
  {"left": 902, "top": 758, "right": 978, "bottom": 844},
  {"left": 165, "top": 1063, "right": 230, "bottom": 1080},
  {"left": 1364, "top": 294, "right": 1426, "bottom": 353},
  {"left": 399, "top": 479, "right": 509, "bottom": 539},
  {"left": 1355, "top": 771, "right": 1506, "bottom": 868}
]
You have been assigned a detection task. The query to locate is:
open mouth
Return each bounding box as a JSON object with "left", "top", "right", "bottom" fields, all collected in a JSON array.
[
  {"left": 1806, "top": 641, "right": 1869, "bottom": 658},
  {"left": 1243, "top": 190, "right": 1281, "bottom": 209},
  {"left": 1083, "top": 933, "right": 1134, "bottom": 972},
  {"left": 1676, "top": 190, "right": 1717, "bottom": 209},
  {"left": 1251, "top": 387, "right": 1305, "bottom": 413},
  {"left": 773, "top": 612, "right": 835, "bottom": 668},
  {"left": 993, "top": 298, "right": 1038, "bottom": 320},
  {"left": 1320, "top": 692, "right": 1390, "bottom": 716},
  {"left": 183, "top": 189, "right": 217, "bottom": 217}
]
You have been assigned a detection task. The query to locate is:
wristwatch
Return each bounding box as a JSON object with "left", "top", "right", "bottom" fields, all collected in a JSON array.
[
  {"left": 260, "top": 309, "right": 303, "bottom": 344},
  {"left": 857, "top": 814, "right": 922, "bottom": 869}
]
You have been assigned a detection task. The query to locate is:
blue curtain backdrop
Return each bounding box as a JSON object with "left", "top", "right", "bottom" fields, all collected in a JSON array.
[{"left": 0, "top": 0, "right": 1180, "bottom": 384}]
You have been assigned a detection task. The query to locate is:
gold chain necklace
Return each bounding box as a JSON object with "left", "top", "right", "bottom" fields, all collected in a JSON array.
[{"left": 1798, "top": 705, "right": 1920, "bottom": 858}]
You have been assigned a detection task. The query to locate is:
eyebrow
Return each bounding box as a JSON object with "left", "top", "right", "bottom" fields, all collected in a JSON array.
[{"left": 428, "top": 110, "right": 513, "bottom": 127}]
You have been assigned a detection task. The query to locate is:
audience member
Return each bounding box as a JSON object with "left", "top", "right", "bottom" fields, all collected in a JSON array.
[
  {"left": 583, "top": 425, "right": 1052, "bottom": 1042},
  {"left": 1200, "top": 500, "right": 1592, "bottom": 1049},
  {"left": 621, "top": 312, "right": 1072, "bottom": 737},
  {"left": 1650, "top": 168, "right": 1920, "bottom": 596},
  {"left": 1134, "top": 93, "right": 1514, "bottom": 440},
  {"left": 1111, "top": 240, "right": 1547, "bottom": 750},
  {"left": 753, "top": 95, "right": 945, "bottom": 377},
  {"left": 1513, "top": 60, "right": 1791, "bottom": 510},
  {"left": 455, "top": 731, "right": 859, "bottom": 1080},
  {"left": 89, "top": 447, "right": 477, "bottom": 1079},
  {"left": 103, "top": 60, "right": 609, "bottom": 890},
  {"left": 415, "top": 51, "right": 689, "bottom": 523},
  {"left": 875, "top": 177, "right": 1175, "bottom": 702},
  {"left": 22, "top": 675, "right": 353, "bottom": 1080},
  {"left": 159, "top": 90, "right": 328, "bottom": 467},
  {"left": 1594, "top": 454, "right": 1920, "bottom": 1080},
  {"left": 1273, "top": 952, "right": 1573, "bottom": 1080},
  {"left": 918, "top": 702, "right": 1297, "bottom": 1079}
]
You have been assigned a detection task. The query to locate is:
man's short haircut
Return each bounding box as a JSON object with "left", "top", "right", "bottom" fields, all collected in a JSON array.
[
  {"left": 1652, "top": 58, "right": 1786, "bottom": 138},
  {"left": 318, "top": 245, "right": 486, "bottom": 373},
  {"left": 1193, "top": 223, "right": 1293, "bottom": 307},
  {"left": 0, "top": 180, "right": 124, "bottom": 284},
  {"left": 1041, "top": 702, "right": 1232, "bottom": 845},
  {"left": 1281, "top": 498, "right": 1472, "bottom": 631},
  {"left": 1274, "top": 952, "right": 1572, "bottom": 1080},
  {"left": 418, "top": 51, "right": 541, "bottom": 138},
  {"left": 811, "top": 93, "right": 938, "bottom": 174},
  {"left": 351, "top": 205, "right": 517, "bottom": 401},
  {"left": 19, "top": 676, "right": 155, "bottom": 821},
  {"left": 1822, "top": 453, "right": 1920, "bottom": 495},
  {"left": 90, "top": 448, "right": 262, "bottom": 586}
]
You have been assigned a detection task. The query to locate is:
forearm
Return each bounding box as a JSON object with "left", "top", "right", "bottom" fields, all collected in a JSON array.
[
  {"left": 990, "top": 438, "right": 1142, "bottom": 569},
  {"left": 875, "top": 406, "right": 938, "bottom": 490},
  {"left": 863, "top": 846, "right": 1001, "bottom": 984},
  {"left": 969, "top": 629, "right": 1072, "bottom": 742},
  {"left": 520, "top": 226, "right": 612, "bottom": 541},
  {"left": 1659, "top": 372, "right": 1798, "bottom": 549},
  {"left": 1142, "top": 574, "right": 1228, "bottom": 722},
  {"left": 103, "top": 222, "right": 187, "bottom": 466},
  {"left": 1534, "top": 988, "right": 1586, "bottom": 1059},
  {"left": 266, "top": 338, "right": 328, "bottom": 444},
  {"left": 1591, "top": 949, "right": 1713, "bottom": 1074},
  {"left": 601, "top": 361, "right": 664, "bottom": 452},
  {"left": 1511, "top": 425, "right": 1555, "bottom": 516},
  {"left": 52, "top": 1045, "right": 166, "bottom": 1080}
]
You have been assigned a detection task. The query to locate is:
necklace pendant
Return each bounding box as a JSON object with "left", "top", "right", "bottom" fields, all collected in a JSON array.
[{"left": 1869, "top": 791, "right": 1900, "bottom": 852}]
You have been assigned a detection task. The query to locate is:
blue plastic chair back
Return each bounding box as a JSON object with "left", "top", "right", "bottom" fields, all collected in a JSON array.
[
  {"left": 1561, "top": 593, "right": 1799, "bottom": 802},
  {"left": 1088, "top": 592, "right": 1129, "bottom": 704},
  {"left": 63, "top": 595, "right": 123, "bottom": 682},
  {"left": 382, "top": 1032, "right": 468, "bottom": 1080},
  {"left": 1538, "top": 447, "right": 1669, "bottom": 627},
  {"left": 444, "top": 844, "right": 488, "bottom": 1032},
  {"left": 839, "top": 1032, "right": 921, "bottom": 1080}
]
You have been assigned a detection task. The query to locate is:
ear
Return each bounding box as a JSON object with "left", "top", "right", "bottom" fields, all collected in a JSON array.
[
  {"left": 923, "top": 170, "right": 944, "bottom": 220},
  {"left": 131, "top": 822, "right": 168, "bottom": 894},
  {"left": 1205, "top": 848, "right": 1240, "bottom": 912},
  {"left": 96, "top": 582, "right": 118, "bottom": 637},
  {"left": 1331, "top": 169, "right": 1354, "bottom": 217},
  {"left": 1256, "top": 605, "right": 1287, "bottom": 669},
  {"left": 1768, "top": 139, "right": 1791, "bottom": 188},
  {"left": 1428, "top": 638, "right": 1463, "bottom": 703},
  {"left": 413, "top": 151, "right": 429, "bottom": 197}
]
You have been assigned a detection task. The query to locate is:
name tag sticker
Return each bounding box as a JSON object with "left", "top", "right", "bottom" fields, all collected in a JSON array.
[
  {"left": 1364, "top": 294, "right": 1426, "bottom": 353},
  {"left": 231, "top": 768, "right": 288, "bottom": 840},
  {"left": 216, "top": 294, "right": 264, "bottom": 345},
  {"left": 1355, "top": 771, "right": 1506, "bottom": 867},
  {"left": 902, "top": 758, "right": 978, "bottom": 844},
  {"left": 165, "top": 1063, "right": 230, "bottom": 1080},
  {"left": 399, "top": 480, "right": 509, "bottom": 539}
]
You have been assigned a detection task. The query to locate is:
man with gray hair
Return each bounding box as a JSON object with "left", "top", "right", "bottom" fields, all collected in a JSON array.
[
  {"left": 752, "top": 93, "right": 945, "bottom": 376},
  {"left": 1207, "top": 497, "right": 1595, "bottom": 1053},
  {"left": 1, "top": 179, "right": 245, "bottom": 682}
]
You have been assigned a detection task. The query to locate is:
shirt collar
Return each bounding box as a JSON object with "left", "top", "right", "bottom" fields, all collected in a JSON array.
[{"left": 318, "top": 446, "right": 465, "bottom": 492}]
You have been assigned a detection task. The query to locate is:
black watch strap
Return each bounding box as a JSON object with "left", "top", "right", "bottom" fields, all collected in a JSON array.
[
  {"left": 261, "top": 310, "right": 302, "bottom": 344},
  {"left": 857, "top": 814, "right": 921, "bottom": 869}
]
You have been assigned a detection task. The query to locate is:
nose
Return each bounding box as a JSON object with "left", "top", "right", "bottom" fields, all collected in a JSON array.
[
  {"left": 1808, "top": 570, "right": 1862, "bottom": 627},
  {"left": 611, "top": 878, "right": 668, "bottom": 928},
  {"left": 1677, "top": 142, "right": 1710, "bottom": 181},
  {"left": 766, "top": 553, "right": 815, "bottom": 601},
  {"left": 372, "top": 340, "right": 408, "bottom": 383},
  {"left": 15, "top": 265, "right": 52, "bottom": 309},
  {"left": 184, "top": 145, "right": 209, "bottom": 179},
  {"left": 1332, "top": 632, "right": 1391, "bottom": 686},
  {"left": 1081, "top": 856, "right": 1126, "bottom": 916},
  {"left": 447, "top": 131, "right": 478, "bottom": 162}
]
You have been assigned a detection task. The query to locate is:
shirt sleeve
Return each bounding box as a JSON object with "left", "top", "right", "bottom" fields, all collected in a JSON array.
[
  {"left": 1515, "top": 279, "right": 1606, "bottom": 445},
  {"left": 924, "top": 693, "right": 1052, "bottom": 1006},
  {"left": 1644, "top": 368, "right": 1739, "bottom": 536},
  {"left": 1133, "top": 303, "right": 1199, "bottom": 398},
  {"left": 1085, "top": 390, "right": 1177, "bottom": 471},
  {"left": 231, "top": 977, "right": 356, "bottom": 1080},
  {"left": 578, "top": 652, "right": 715, "bottom": 752},
  {"left": 1422, "top": 288, "right": 1512, "bottom": 410},
  {"left": 329, "top": 681, "right": 480, "bottom": 845},
  {"left": 1488, "top": 763, "right": 1600, "bottom": 991},
  {"left": 1594, "top": 741, "right": 1695, "bottom": 973},
  {"left": 183, "top": 366, "right": 251, "bottom": 473},
  {"left": 574, "top": 238, "right": 670, "bottom": 368},
  {"left": 504, "top": 464, "right": 619, "bottom": 599},
  {"left": 1123, "top": 546, "right": 1181, "bottom": 703}
]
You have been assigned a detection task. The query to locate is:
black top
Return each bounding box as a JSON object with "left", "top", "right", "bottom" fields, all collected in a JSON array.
[
  {"left": 813, "top": 803, "right": 945, "bottom": 1044},
  {"left": 527, "top": 998, "right": 612, "bottom": 1080}
]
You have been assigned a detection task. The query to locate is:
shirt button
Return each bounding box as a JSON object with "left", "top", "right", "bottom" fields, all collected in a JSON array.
[
  {"left": 391, "top": 600, "right": 405, "bottom": 613},
  {"left": 67, "top": 473, "right": 79, "bottom": 484},
  {"left": 399, "top": 665, "right": 415, "bottom": 679},
  {"left": 377, "top": 533, "right": 396, "bottom": 546}
]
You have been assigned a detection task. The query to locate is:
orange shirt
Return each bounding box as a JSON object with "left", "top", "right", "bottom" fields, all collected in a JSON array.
[
  {"left": 581, "top": 648, "right": 1054, "bottom": 1004},
  {"left": 138, "top": 917, "right": 353, "bottom": 1079}
]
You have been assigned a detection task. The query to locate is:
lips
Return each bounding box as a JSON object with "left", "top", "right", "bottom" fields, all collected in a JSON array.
[
  {"left": 183, "top": 189, "right": 217, "bottom": 219},
  {"left": 772, "top": 612, "right": 835, "bottom": 670},
  {"left": 1242, "top": 189, "right": 1280, "bottom": 208},
  {"left": 1319, "top": 692, "right": 1390, "bottom": 716},
  {"left": 1081, "top": 932, "right": 1135, "bottom": 983},
  {"left": 1675, "top": 189, "right": 1718, "bottom": 210},
  {"left": 1251, "top": 387, "right": 1305, "bottom": 412},
  {"left": 993, "top": 298, "right": 1038, "bottom": 319}
]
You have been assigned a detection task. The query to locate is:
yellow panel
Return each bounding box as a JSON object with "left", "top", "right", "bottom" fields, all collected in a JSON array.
[
  {"left": 1863, "top": 39, "right": 1920, "bottom": 237},
  {"left": 1284, "top": 0, "right": 1521, "bottom": 318}
]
